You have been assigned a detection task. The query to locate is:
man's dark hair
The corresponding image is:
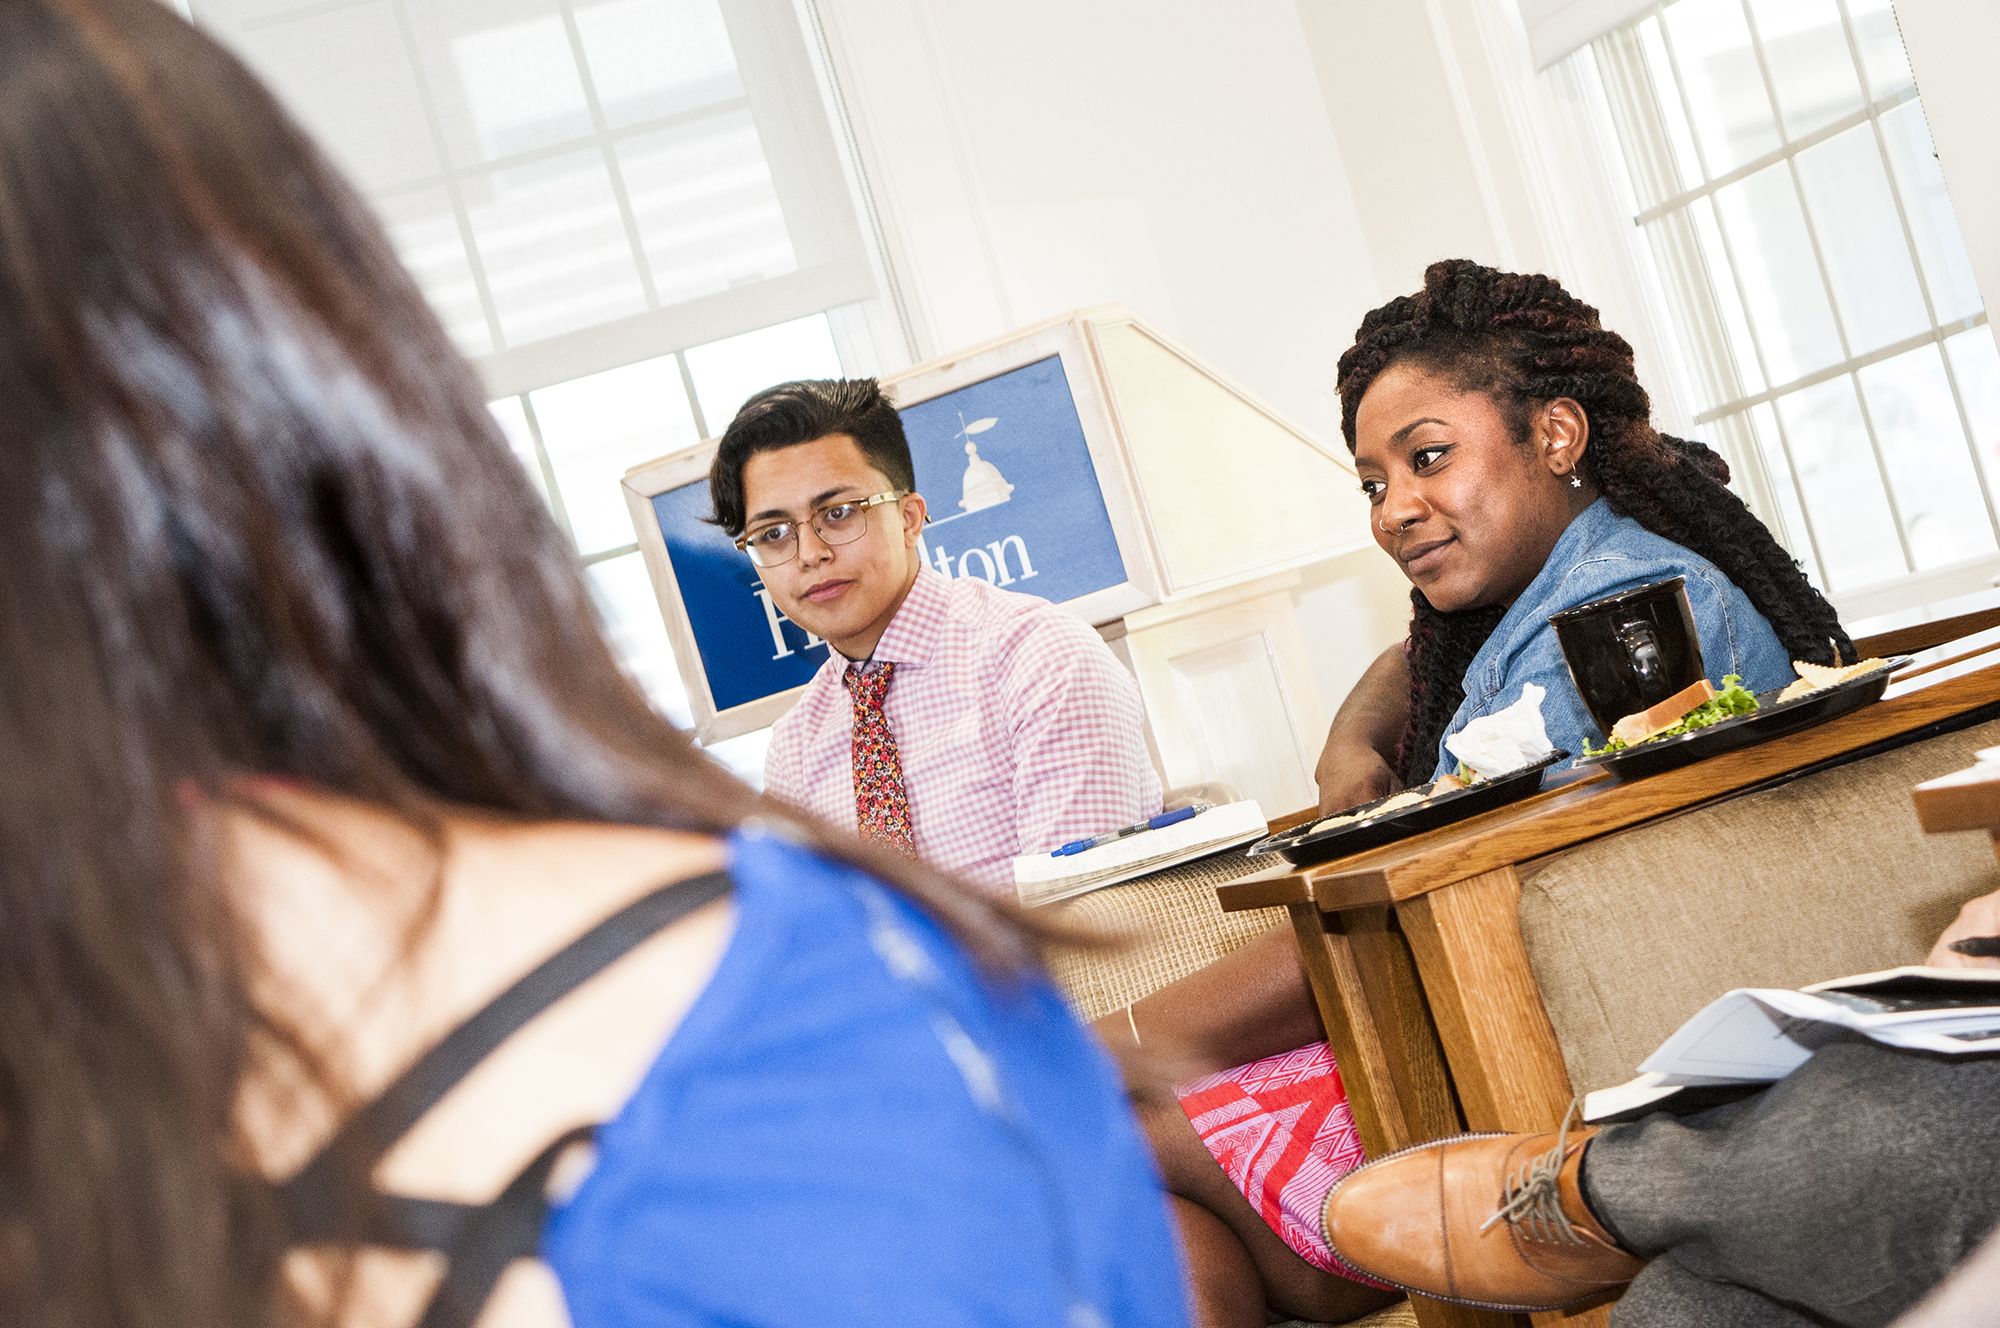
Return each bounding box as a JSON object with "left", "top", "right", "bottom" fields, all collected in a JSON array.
[{"left": 707, "top": 378, "right": 916, "bottom": 536}]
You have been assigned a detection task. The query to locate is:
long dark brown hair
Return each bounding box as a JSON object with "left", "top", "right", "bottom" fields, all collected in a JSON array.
[
  {"left": 0, "top": 3, "right": 1037, "bottom": 1324},
  {"left": 1337, "top": 261, "right": 1853, "bottom": 782}
]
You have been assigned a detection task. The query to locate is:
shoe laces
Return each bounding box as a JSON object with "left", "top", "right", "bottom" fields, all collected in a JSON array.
[{"left": 1479, "top": 1097, "right": 1586, "bottom": 1245}]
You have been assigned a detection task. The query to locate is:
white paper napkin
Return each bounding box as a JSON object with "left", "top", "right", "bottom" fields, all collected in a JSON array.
[{"left": 1444, "top": 683, "right": 1556, "bottom": 780}]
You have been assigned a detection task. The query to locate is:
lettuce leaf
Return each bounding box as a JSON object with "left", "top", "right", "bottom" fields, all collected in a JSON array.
[{"left": 1583, "top": 675, "right": 1760, "bottom": 757}]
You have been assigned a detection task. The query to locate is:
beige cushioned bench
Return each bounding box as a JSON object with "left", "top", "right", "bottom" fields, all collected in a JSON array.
[
  {"left": 1045, "top": 848, "right": 1286, "bottom": 1022},
  {"left": 1518, "top": 715, "right": 2000, "bottom": 1097}
]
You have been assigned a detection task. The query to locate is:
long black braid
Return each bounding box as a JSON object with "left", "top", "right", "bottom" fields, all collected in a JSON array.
[{"left": 1338, "top": 260, "right": 1853, "bottom": 784}]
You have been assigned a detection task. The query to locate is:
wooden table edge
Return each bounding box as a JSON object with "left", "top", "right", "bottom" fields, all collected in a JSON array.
[
  {"left": 1912, "top": 769, "right": 2000, "bottom": 834},
  {"left": 1218, "top": 663, "right": 2000, "bottom": 915}
]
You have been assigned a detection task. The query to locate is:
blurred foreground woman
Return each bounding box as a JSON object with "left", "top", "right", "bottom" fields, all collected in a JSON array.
[{"left": 0, "top": 3, "right": 1188, "bottom": 1326}]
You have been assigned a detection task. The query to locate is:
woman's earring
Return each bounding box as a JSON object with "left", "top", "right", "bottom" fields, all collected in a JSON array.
[{"left": 1569, "top": 473, "right": 1583, "bottom": 489}]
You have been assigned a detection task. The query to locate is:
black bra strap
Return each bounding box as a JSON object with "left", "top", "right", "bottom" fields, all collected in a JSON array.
[
  {"left": 416, "top": 1124, "right": 597, "bottom": 1328},
  {"left": 282, "top": 867, "right": 735, "bottom": 1244}
]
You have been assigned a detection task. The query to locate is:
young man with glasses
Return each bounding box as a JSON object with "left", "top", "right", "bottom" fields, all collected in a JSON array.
[{"left": 710, "top": 377, "right": 1160, "bottom": 893}]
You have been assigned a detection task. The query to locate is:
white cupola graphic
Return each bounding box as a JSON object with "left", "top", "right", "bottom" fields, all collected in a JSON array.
[{"left": 956, "top": 414, "right": 1014, "bottom": 512}]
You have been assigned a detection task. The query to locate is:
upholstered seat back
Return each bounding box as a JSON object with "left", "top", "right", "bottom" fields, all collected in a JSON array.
[
  {"left": 1518, "top": 716, "right": 2000, "bottom": 1097},
  {"left": 1045, "top": 848, "right": 1285, "bottom": 1022}
]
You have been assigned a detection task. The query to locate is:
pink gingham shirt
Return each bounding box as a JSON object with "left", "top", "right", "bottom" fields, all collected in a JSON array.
[{"left": 765, "top": 567, "right": 1162, "bottom": 893}]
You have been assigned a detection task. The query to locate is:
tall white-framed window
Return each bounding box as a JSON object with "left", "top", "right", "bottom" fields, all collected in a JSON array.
[
  {"left": 189, "top": 0, "right": 903, "bottom": 780},
  {"left": 1580, "top": 0, "right": 1997, "bottom": 612}
]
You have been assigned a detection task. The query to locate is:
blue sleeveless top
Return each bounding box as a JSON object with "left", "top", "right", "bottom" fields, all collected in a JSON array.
[{"left": 541, "top": 826, "right": 1190, "bottom": 1327}]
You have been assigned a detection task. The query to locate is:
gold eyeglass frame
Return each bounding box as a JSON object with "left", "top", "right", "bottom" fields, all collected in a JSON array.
[{"left": 733, "top": 491, "right": 907, "bottom": 566}]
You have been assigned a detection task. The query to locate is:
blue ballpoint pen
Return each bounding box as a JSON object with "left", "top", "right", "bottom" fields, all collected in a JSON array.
[{"left": 1051, "top": 803, "right": 1211, "bottom": 856}]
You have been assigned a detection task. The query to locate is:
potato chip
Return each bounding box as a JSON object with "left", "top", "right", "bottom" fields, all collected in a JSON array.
[
  {"left": 1778, "top": 657, "right": 1890, "bottom": 702},
  {"left": 1311, "top": 785, "right": 1436, "bottom": 834},
  {"left": 1371, "top": 789, "right": 1427, "bottom": 816}
]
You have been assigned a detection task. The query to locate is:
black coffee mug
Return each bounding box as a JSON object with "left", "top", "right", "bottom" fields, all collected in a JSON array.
[{"left": 1548, "top": 577, "right": 1705, "bottom": 736}]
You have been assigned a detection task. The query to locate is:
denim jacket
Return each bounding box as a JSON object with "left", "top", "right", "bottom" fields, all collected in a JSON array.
[{"left": 1431, "top": 498, "right": 1795, "bottom": 780}]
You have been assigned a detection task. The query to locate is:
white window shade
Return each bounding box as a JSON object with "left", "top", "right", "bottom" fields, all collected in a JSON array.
[
  {"left": 189, "top": 0, "right": 875, "bottom": 400},
  {"left": 1519, "top": 0, "right": 1657, "bottom": 69},
  {"left": 1583, "top": 1, "right": 1996, "bottom": 612}
]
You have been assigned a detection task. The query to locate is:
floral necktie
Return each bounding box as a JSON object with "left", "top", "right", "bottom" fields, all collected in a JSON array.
[{"left": 844, "top": 661, "right": 917, "bottom": 857}]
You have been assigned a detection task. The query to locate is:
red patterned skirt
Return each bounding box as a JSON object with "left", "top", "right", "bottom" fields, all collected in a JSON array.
[{"left": 1174, "top": 1040, "right": 1387, "bottom": 1286}]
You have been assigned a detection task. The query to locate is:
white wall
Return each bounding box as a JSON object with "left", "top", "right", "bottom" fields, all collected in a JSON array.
[
  {"left": 815, "top": 0, "right": 1385, "bottom": 444},
  {"left": 1295, "top": 1, "right": 1515, "bottom": 296},
  {"left": 815, "top": 0, "right": 1640, "bottom": 723},
  {"left": 1294, "top": 0, "right": 1703, "bottom": 437},
  {"left": 1895, "top": 0, "right": 2000, "bottom": 350},
  {"left": 814, "top": 2, "right": 1422, "bottom": 720}
]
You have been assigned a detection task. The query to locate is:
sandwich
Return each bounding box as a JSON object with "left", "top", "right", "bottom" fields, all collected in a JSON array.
[
  {"left": 1588, "top": 675, "right": 1760, "bottom": 755},
  {"left": 1588, "top": 656, "right": 1896, "bottom": 757}
]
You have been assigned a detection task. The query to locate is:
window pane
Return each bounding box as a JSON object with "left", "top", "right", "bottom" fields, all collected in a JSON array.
[
  {"left": 575, "top": 0, "right": 744, "bottom": 129},
  {"left": 1845, "top": 0, "right": 1915, "bottom": 101},
  {"left": 376, "top": 187, "right": 494, "bottom": 355},
  {"left": 213, "top": 1, "right": 440, "bottom": 192},
  {"left": 1638, "top": 15, "right": 1703, "bottom": 197},
  {"left": 617, "top": 110, "right": 799, "bottom": 306},
  {"left": 1945, "top": 329, "right": 2000, "bottom": 471},
  {"left": 684, "top": 314, "right": 844, "bottom": 433},
  {"left": 1880, "top": 102, "right": 1983, "bottom": 326},
  {"left": 1794, "top": 124, "right": 1929, "bottom": 354},
  {"left": 1684, "top": 199, "right": 1770, "bottom": 394},
  {"left": 462, "top": 149, "right": 650, "bottom": 346},
  {"left": 586, "top": 552, "right": 695, "bottom": 727},
  {"left": 487, "top": 396, "right": 554, "bottom": 509},
  {"left": 1747, "top": 400, "right": 1826, "bottom": 587},
  {"left": 1663, "top": 0, "right": 1782, "bottom": 175},
  {"left": 702, "top": 728, "right": 771, "bottom": 789},
  {"left": 408, "top": 0, "right": 593, "bottom": 167},
  {"left": 530, "top": 355, "right": 703, "bottom": 554},
  {"left": 1714, "top": 162, "right": 1845, "bottom": 381},
  {"left": 1749, "top": 0, "right": 1863, "bottom": 141},
  {"left": 590, "top": 554, "right": 775, "bottom": 793},
  {"left": 1775, "top": 375, "right": 1906, "bottom": 589},
  {"left": 1857, "top": 346, "right": 1994, "bottom": 568}
]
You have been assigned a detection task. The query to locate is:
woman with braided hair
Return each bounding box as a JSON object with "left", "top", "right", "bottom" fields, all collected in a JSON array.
[
  {"left": 1320, "top": 258, "right": 1841, "bottom": 807},
  {"left": 1094, "top": 260, "right": 1848, "bottom": 1327}
]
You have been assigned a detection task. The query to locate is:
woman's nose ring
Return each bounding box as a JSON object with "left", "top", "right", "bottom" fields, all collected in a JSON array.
[{"left": 1378, "top": 501, "right": 1431, "bottom": 534}]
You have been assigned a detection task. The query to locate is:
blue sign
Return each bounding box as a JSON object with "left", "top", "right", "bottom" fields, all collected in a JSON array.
[
  {"left": 651, "top": 354, "right": 1130, "bottom": 717},
  {"left": 902, "top": 355, "right": 1127, "bottom": 605},
  {"left": 652, "top": 481, "right": 828, "bottom": 711}
]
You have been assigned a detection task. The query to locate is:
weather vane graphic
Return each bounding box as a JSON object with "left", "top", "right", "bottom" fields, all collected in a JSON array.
[{"left": 955, "top": 411, "right": 1014, "bottom": 513}]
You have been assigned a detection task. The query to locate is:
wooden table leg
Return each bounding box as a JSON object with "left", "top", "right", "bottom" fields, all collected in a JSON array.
[
  {"left": 1288, "top": 902, "right": 1465, "bottom": 1156},
  {"left": 1398, "top": 868, "right": 1614, "bottom": 1328},
  {"left": 1342, "top": 907, "right": 1465, "bottom": 1148},
  {"left": 1397, "top": 867, "right": 1577, "bottom": 1133},
  {"left": 1289, "top": 903, "right": 1526, "bottom": 1328}
]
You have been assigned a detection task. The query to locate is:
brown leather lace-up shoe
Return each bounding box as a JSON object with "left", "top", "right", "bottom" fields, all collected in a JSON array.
[{"left": 1321, "top": 1117, "right": 1645, "bottom": 1312}]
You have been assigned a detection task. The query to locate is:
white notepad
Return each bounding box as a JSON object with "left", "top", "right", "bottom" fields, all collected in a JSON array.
[
  {"left": 1011, "top": 800, "right": 1267, "bottom": 907},
  {"left": 1584, "top": 965, "right": 2000, "bottom": 1123}
]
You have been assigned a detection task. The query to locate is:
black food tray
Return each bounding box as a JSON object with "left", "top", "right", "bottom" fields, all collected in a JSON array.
[
  {"left": 1570, "top": 657, "right": 1910, "bottom": 782},
  {"left": 1248, "top": 750, "right": 1571, "bottom": 868}
]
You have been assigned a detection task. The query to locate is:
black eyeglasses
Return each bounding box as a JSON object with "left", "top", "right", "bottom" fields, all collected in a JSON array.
[{"left": 734, "top": 492, "right": 904, "bottom": 568}]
